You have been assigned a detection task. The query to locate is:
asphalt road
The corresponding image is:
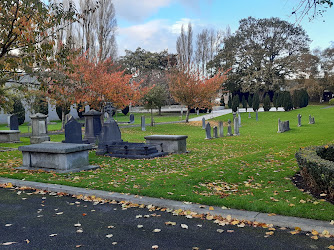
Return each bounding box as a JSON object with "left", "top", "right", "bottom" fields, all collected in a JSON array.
[{"left": 0, "top": 187, "right": 333, "bottom": 250}]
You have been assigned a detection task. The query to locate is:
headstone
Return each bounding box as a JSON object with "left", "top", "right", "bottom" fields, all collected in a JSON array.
[
  {"left": 63, "top": 117, "right": 85, "bottom": 144},
  {"left": 202, "top": 117, "right": 206, "bottom": 129},
  {"left": 218, "top": 121, "right": 224, "bottom": 137},
  {"left": 205, "top": 123, "right": 212, "bottom": 139},
  {"left": 7, "top": 116, "right": 10, "bottom": 127},
  {"left": 129, "top": 114, "right": 135, "bottom": 124},
  {"left": 213, "top": 126, "right": 218, "bottom": 138},
  {"left": 233, "top": 112, "right": 236, "bottom": 120},
  {"left": 256, "top": 111, "right": 258, "bottom": 121},
  {"left": 277, "top": 119, "right": 290, "bottom": 133},
  {"left": 9, "top": 115, "right": 19, "bottom": 130},
  {"left": 248, "top": 112, "right": 251, "bottom": 118},
  {"left": 197, "top": 109, "right": 199, "bottom": 115},
  {"left": 309, "top": 115, "right": 315, "bottom": 124},
  {"left": 234, "top": 116, "right": 240, "bottom": 136},
  {"left": 227, "top": 119, "right": 233, "bottom": 136},
  {"left": 238, "top": 113, "right": 241, "bottom": 127},
  {"left": 96, "top": 119, "right": 123, "bottom": 155},
  {"left": 83, "top": 109, "right": 102, "bottom": 143},
  {"left": 64, "top": 114, "right": 73, "bottom": 125},
  {"left": 30, "top": 113, "right": 50, "bottom": 144},
  {"left": 141, "top": 116, "right": 146, "bottom": 131},
  {"left": 297, "top": 114, "right": 302, "bottom": 127}
]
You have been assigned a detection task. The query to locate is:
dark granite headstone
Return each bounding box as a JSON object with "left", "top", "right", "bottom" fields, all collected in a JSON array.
[
  {"left": 63, "top": 117, "right": 85, "bottom": 143},
  {"left": 96, "top": 119, "right": 123, "bottom": 155},
  {"left": 205, "top": 123, "right": 211, "bottom": 139},
  {"left": 129, "top": 114, "right": 134, "bottom": 124},
  {"left": 227, "top": 119, "right": 233, "bottom": 136},
  {"left": 213, "top": 126, "right": 218, "bottom": 138},
  {"left": 141, "top": 116, "right": 146, "bottom": 131},
  {"left": 10, "top": 115, "right": 19, "bottom": 130}
]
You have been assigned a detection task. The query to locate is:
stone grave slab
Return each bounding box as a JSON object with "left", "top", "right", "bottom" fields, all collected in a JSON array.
[{"left": 144, "top": 135, "right": 188, "bottom": 154}]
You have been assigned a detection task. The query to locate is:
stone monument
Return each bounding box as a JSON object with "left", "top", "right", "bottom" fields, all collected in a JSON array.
[
  {"left": 205, "top": 123, "right": 212, "bottom": 139},
  {"left": 83, "top": 109, "right": 102, "bottom": 143},
  {"left": 9, "top": 115, "right": 19, "bottom": 130},
  {"left": 63, "top": 117, "right": 87, "bottom": 144},
  {"left": 141, "top": 115, "right": 146, "bottom": 131},
  {"left": 30, "top": 113, "right": 50, "bottom": 144},
  {"left": 213, "top": 126, "right": 218, "bottom": 138},
  {"left": 297, "top": 114, "right": 302, "bottom": 127},
  {"left": 309, "top": 115, "right": 315, "bottom": 124},
  {"left": 218, "top": 121, "right": 224, "bottom": 137},
  {"left": 202, "top": 117, "right": 206, "bottom": 129},
  {"left": 234, "top": 116, "right": 240, "bottom": 136},
  {"left": 227, "top": 119, "right": 233, "bottom": 136}
]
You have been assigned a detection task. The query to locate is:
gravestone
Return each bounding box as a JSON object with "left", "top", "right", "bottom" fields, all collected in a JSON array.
[
  {"left": 129, "top": 114, "right": 135, "bottom": 124},
  {"left": 213, "top": 126, "right": 218, "bottom": 138},
  {"left": 96, "top": 117, "right": 123, "bottom": 155},
  {"left": 297, "top": 114, "right": 302, "bottom": 127},
  {"left": 309, "top": 115, "right": 315, "bottom": 124},
  {"left": 63, "top": 117, "right": 86, "bottom": 144},
  {"left": 278, "top": 119, "right": 290, "bottom": 133},
  {"left": 83, "top": 109, "right": 102, "bottom": 143},
  {"left": 202, "top": 117, "right": 206, "bottom": 129},
  {"left": 234, "top": 116, "right": 240, "bottom": 136},
  {"left": 233, "top": 112, "right": 236, "bottom": 120},
  {"left": 248, "top": 112, "right": 251, "bottom": 118},
  {"left": 238, "top": 113, "right": 241, "bottom": 127},
  {"left": 9, "top": 115, "right": 19, "bottom": 130},
  {"left": 218, "top": 121, "right": 224, "bottom": 137},
  {"left": 197, "top": 109, "right": 199, "bottom": 115},
  {"left": 30, "top": 113, "right": 50, "bottom": 144},
  {"left": 256, "top": 111, "right": 258, "bottom": 121},
  {"left": 205, "top": 123, "right": 212, "bottom": 139},
  {"left": 141, "top": 116, "right": 146, "bottom": 131},
  {"left": 227, "top": 119, "right": 233, "bottom": 136}
]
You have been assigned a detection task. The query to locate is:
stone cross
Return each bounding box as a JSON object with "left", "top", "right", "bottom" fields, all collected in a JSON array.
[
  {"left": 205, "top": 123, "right": 212, "bottom": 139},
  {"left": 227, "top": 119, "right": 233, "bottom": 136},
  {"left": 213, "top": 126, "right": 218, "bottom": 138},
  {"left": 202, "top": 117, "right": 206, "bottom": 129},
  {"left": 218, "top": 121, "right": 224, "bottom": 137},
  {"left": 297, "top": 114, "right": 302, "bottom": 127},
  {"left": 141, "top": 115, "right": 146, "bottom": 131},
  {"left": 234, "top": 116, "right": 240, "bottom": 136},
  {"left": 9, "top": 115, "right": 19, "bottom": 130}
]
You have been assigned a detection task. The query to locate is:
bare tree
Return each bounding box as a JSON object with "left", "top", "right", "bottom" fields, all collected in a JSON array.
[
  {"left": 176, "top": 22, "right": 193, "bottom": 70},
  {"left": 292, "top": 0, "right": 333, "bottom": 22}
]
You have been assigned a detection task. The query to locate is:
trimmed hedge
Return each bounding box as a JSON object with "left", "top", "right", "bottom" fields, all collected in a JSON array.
[
  {"left": 295, "top": 145, "right": 334, "bottom": 198},
  {"left": 329, "top": 98, "right": 334, "bottom": 105}
]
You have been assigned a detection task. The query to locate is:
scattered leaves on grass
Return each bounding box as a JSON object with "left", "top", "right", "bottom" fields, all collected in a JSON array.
[{"left": 165, "top": 221, "right": 176, "bottom": 226}]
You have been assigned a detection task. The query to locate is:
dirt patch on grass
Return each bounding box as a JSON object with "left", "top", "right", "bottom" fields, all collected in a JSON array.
[{"left": 291, "top": 172, "right": 334, "bottom": 205}]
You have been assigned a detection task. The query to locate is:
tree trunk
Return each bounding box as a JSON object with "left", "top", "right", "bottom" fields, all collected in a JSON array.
[
  {"left": 150, "top": 108, "right": 154, "bottom": 126},
  {"left": 158, "top": 106, "right": 162, "bottom": 116},
  {"left": 61, "top": 110, "right": 65, "bottom": 131},
  {"left": 185, "top": 107, "right": 190, "bottom": 123}
]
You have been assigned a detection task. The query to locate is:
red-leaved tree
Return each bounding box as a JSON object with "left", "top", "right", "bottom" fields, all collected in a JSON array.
[{"left": 168, "top": 67, "right": 229, "bottom": 122}]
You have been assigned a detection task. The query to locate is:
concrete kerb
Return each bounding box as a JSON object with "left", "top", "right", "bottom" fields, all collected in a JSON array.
[{"left": 0, "top": 177, "right": 333, "bottom": 235}]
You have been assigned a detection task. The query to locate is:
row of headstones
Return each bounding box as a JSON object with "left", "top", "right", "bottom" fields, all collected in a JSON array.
[
  {"left": 203, "top": 116, "right": 240, "bottom": 139},
  {"left": 277, "top": 114, "right": 315, "bottom": 133}
]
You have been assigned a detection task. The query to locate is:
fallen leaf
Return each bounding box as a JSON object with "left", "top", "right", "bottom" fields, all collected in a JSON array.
[
  {"left": 295, "top": 227, "right": 302, "bottom": 231},
  {"left": 227, "top": 230, "right": 234, "bottom": 233},
  {"left": 112, "top": 242, "right": 117, "bottom": 245},
  {"left": 5, "top": 224, "right": 12, "bottom": 227},
  {"left": 217, "top": 229, "right": 224, "bottom": 233},
  {"left": 106, "top": 234, "right": 113, "bottom": 238},
  {"left": 108, "top": 225, "right": 115, "bottom": 229},
  {"left": 330, "top": 220, "right": 334, "bottom": 225},
  {"left": 49, "top": 234, "right": 57, "bottom": 237},
  {"left": 55, "top": 212, "right": 63, "bottom": 215},
  {"left": 311, "top": 236, "right": 318, "bottom": 240},
  {"left": 165, "top": 221, "right": 176, "bottom": 226},
  {"left": 328, "top": 245, "right": 334, "bottom": 249},
  {"left": 82, "top": 213, "right": 87, "bottom": 216},
  {"left": 209, "top": 206, "right": 214, "bottom": 211},
  {"left": 266, "top": 231, "right": 274, "bottom": 235},
  {"left": 311, "top": 230, "right": 319, "bottom": 235},
  {"left": 152, "top": 245, "right": 159, "bottom": 249},
  {"left": 76, "top": 229, "right": 83, "bottom": 233},
  {"left": 25, "top": 239, "right": 30, "bottom": 244},
  {"left": 1, "top": 242, "right": 17, "bottom": 246},
  {"left": 5, "top": 183, "right": 13, "bottom": 188},
  {"left": 322, "top": 230, "right": 330, "bottom": 235},
  {"left": 153, "top": 229, "right": 161, "bottom": 233},
  {"left": 206, "top": 215, "right": 214, "bottom": 220},
  {"left": 76, "top": 245, "right": 82, "bottom": 248},
  {"left": 181, "top": 224, "right": 188, "bottom": 229},
  {"left": 74, "top": 223, "right": 81, "bottom": 227},
  {"left": 268, "top": 213, "right": 276, "bottom": 216}
]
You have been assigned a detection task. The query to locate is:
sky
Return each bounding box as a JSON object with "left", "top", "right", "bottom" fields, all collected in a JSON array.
[{"left": 113, "top": 0, "right": 334, "bottom": 56}]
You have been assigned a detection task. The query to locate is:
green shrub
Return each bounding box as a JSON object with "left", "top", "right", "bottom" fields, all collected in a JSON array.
[
  {"left": 282, "top": 91, "right": 293, "bottom": 111},
  {"left": 295, "top": 145, "right": 334, "bottom": 197},
  {"left": 248, "top": 95, "right": 253, "bottom": 108},
  {"left": 232, "top": 94, "right": 240, "bottom": 112},
  {"left": 9, "top": 97, "right": 25, "bottom": 125},
  {"left": 241, "top": 95, "right": 247, "bottom": 110},
  {"left": 263, "top": 94, "right": 271, "bottom": 111},
  {"left": 252, "top": 92, "right": 260, "bottom": 111},
  {"left": 329, "top": 98, "right": 334, "bottom": 105}
]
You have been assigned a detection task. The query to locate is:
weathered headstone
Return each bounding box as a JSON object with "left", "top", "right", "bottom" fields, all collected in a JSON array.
[
  {"left": 9, "top": 115, "right": 19, "bottom": 130},
  {"left": 30, "top": 113, "right": 50, "bottom": 144},
  {"left": 63, "top": 117, "right": 85, "bottom": 144},
  {"left": 83, "top": 109, "right": 102, "bottom": 143},
  {"left": 205, "top": 123, "right": 212, "bottom": 139},
  {"left": 213, "top": 126, "right": 218, "bottom": 138},
  {"left": 256, "top": 111, "right": 258, "bottom": 121},
  {"left": 202, "top": 117, "right": 206, "bottom": 129},
  {"left": 234, "top": 116, "right": 240, "bottom": 136},
  {"left": 129, "top": 114, "right": 135, "bottom": 124},
  {"left": 248, "top": 112, "right": 251, "bottom": 118},
  {"left": 238, "top": 113, "right": 241, "bottom": 127},
  {"left": 141, "top": 115, "right": 146, "bottom": 131},
  {"left": 233, "top": 112, "right": 236, "bottom": 121},
  {"left": 218, "top": 121, "right": 224, "bottom": 137},
  {"left": 227, "top": 119, "right": 233, "bottom": 136},
  {"left": 297, "top": 114, "right": 302, "bottom": 127},
  {"left": 277, "top": 119, "right": 290, "bottom": 133},
  {"left": 309, "top": 115, "right": 315, "bottom": 124},
  {"left": 96, "top": 119, "right": 123, "bottom": 155}
]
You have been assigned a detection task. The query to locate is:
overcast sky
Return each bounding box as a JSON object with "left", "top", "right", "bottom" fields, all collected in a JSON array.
[{"left": 113, "top": 0, "right": 334, "bottom": 56}]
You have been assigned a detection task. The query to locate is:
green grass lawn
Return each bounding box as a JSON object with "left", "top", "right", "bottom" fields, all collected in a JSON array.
[
  {"left": 0, "top": 105, "right": 333, "bottom": 221},
  {"left": 0, "top": 121, "right": 63, "bottom": 133}
]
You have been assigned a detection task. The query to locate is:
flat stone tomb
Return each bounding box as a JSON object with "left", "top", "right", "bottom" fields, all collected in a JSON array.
[
  {"left": 18, "top": 143, "right": 98, "bottom": 173},
  {"left": 144, "top": 135, "right": 188, "bottom": 154},
  {"left": 0, "top": 130, "right": 20, "bottom": 143}
]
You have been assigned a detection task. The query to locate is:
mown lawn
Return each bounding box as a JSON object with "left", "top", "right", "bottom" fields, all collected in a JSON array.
[{"left": 0, "top": 105, "right": 333, "bottom": 221}]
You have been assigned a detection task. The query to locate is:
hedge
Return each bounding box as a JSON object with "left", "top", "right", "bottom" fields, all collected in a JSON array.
[{"left": 295, "top": 145, "right": 334, "bottom": 198}]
